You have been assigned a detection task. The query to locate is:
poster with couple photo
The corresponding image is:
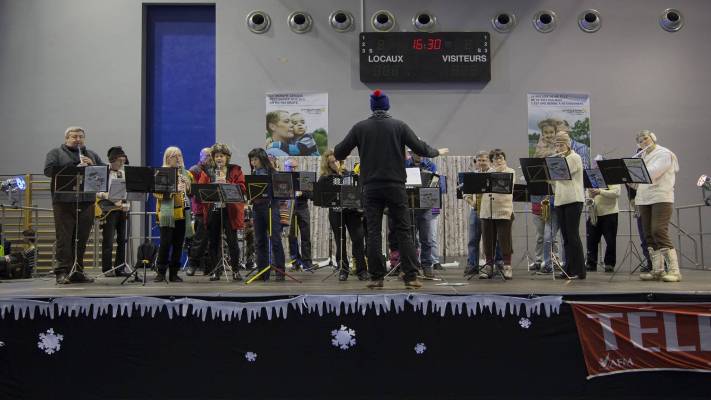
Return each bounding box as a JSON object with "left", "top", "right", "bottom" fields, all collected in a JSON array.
[
  {"left": 527, "top": 93, "right": 592, "bottom": 169},
  {"left": 265, "top": 92, "right": 328, "bottom": 157}
]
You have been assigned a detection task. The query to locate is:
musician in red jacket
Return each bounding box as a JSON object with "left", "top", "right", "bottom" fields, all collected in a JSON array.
[{"left": 197, "top": 143, "right": 246, "bottom": 281}]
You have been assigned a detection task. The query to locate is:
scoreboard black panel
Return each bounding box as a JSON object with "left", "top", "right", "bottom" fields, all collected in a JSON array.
[{"left": 359, "top": 32, "right": 491, "bottom": 83}]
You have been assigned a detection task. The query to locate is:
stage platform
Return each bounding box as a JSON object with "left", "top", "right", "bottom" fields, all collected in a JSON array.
[
  {"left": 2, "top": 262, "right": 711, "bottom": 400},
  {"left": 2, "top": 262, "right": 710, "bottom": 299}
]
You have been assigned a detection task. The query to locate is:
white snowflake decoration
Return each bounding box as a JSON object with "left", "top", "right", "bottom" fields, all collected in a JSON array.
[
  {"left": 414, "top": 343, "right": 427, "bottom": 355},
  {"left": 518, "top": 317, "right": 532, "bottom": 329},
  {"left": 37, "top": 328, "right": 64, "bottom": 355},
  {"left": 245, "top": 352, "right": 258, "bottom": 362},
  {"left": 331, "top": 325, "right": 356, "bottom": 350}
]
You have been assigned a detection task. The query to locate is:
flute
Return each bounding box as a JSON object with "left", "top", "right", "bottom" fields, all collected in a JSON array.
[{"left": 632, "top": 144, "right": 653, "bottom": 158}]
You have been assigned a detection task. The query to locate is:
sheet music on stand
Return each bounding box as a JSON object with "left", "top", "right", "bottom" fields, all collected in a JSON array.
[
  {"left": 520, "top": 157, "right": 571, "bottom": 182},
  {"left": 458, "top": 172, "right": 514, "bottom": 195},
  {"left": 405, "top": 167, "right": 422, "bottom": 187},
  {"left": 296, "top": 171, "right": 317, "bottom": 192},
  {"left": 245, "top": 175, "right": 271, "bottom": 202},
  {"left": 153, "top": 167, "right": 178, "bottom": 193},
  {"left": 272, "top": 172, "right": 295, "bottom": 199},
  {"left": 596, "top": 158, "right": 652, "bottom": 185},
  {"left": 584, "top": 169, "right": 609, "bottom": 189},
  {"left": 52, "top": 165, "right": 109, "bottom": 193}
]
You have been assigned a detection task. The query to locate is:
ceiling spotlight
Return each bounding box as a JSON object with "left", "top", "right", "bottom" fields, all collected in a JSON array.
[
  {"left": 491, "top": 12, "right": 517, "bottom": 33},
  {"left": 659, "top": 8, "right": 684, "bottom": 32},
  {"left": 329, "top": 10, "right": 354, "bottom": 32},
  {"left": 578, "top": 9, "right": 601, "bottom": 33},
  {"left": 533, "top": 10, "right": 557, "bottom": 33},
  {"left": 372, "top": 10, "right": 395, "bottom": 32},
  {"left": 413, "top": 11, "right": 436, "bottom": 32},
  {"left": 246, "top": 10, "right": 271, "bottom": 34},
  {"left": 288, "top": 11, "right": 313, "bottom": 34}
]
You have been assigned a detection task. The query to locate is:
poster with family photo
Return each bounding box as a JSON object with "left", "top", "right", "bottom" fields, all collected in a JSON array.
[
  {"left": 265, "top": 92, "right": 328, "bottom": 157},
  {"left": 527, "top": 93, "right": 592, "bottom": 169}
]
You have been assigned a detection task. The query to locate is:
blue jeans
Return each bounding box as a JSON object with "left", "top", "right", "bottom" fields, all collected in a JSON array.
[
  {"left": 467, "top": 209, "right": 502, "bottom": 266},
  {"left": 428, "top": 214, "right": 440, "bottom": 264},
  {"left": 253, "top": 201, "right": 285, "bottom": 272},
  {"left": 413, "top": 210, "right": 435, "bottom": 266},
  {"left": 533, "top": 212, "right": 564, "bottom": 268}
]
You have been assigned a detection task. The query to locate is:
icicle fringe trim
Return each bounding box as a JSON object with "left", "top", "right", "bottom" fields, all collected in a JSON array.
[{"left": 0, "top": 294, "right": 562, "bottom": 322}]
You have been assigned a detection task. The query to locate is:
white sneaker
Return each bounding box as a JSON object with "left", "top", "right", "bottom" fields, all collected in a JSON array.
[{"left": 503, "top": 265, "right": 513, "bottom": 280}]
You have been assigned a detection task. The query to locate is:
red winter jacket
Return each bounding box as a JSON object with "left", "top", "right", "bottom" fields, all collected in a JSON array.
[{"left": 197, "top": 164, "right": 246, "bottom": 230}]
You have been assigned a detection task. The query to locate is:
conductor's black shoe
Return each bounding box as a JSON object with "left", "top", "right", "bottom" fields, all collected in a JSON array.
[
  {"left": 232, "top": 271, "right": 243, "bottom": 281},
  {"left": 586, "top": 265, "right": 597, "bottom": 272},
  {"left": 356, "top": 270, "right": 370, "bottom": 281},
  {"left": 169, "top": 275, "right": 183, "bottom": 283},
  {"left": 604, "top": 265, "right": 615, "bottom": 273},
  {"left": 70, "top": 272, "right": 94, "bottom": 283},
  {"left": 433, "top": 263, "right": 444, "bottom": 270},
  {"left": 338, "top": 269, "right": 349, "bottom": 281},
  {"left": 367, "top": 279, "right": 384, "bottom": 289}
]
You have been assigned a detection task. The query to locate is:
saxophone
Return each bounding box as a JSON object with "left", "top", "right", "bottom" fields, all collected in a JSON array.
[{"left": 541, "top": 196, "right": 550, "bottom": 222}]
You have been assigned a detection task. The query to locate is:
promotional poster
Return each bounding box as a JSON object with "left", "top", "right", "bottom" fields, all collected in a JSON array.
[
  {"left": 527, "top": 93, "right": 592, "bottom": 168},
  {"left": 265, "top": 92, "right": 328, "bottom": 157}
]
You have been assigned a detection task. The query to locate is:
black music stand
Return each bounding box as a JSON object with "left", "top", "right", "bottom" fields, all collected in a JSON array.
[
  {"left": 193, "top": 183, "right": 244, "bottom": 281},
  {"left": 313, "top": 176, "right": 362, "bottom": 282},
  {"left": 520, "top": 158, "right": 570, "bottom": 279},
  {"left": 243, "top": 175, "right": 301, "bottom": 284},
  {"left": 308, "top": 179, "right": 340, "bottom": 273},
  {"left": 597, "top": 158, "right": 652, "bottom": 279},
  {"left": 120, "top": 166, "right": 161, "bottom": 286},
  {"left": 94, "top": 176, "right": 142, "bottom": 279},
  {"left": 53, "top": 165, "right": 108, "bottom": 283}
]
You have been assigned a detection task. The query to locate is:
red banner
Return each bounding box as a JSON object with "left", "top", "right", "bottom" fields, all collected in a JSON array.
[{"left": 570, "top": 302, "right": 711, "bottom": 378}]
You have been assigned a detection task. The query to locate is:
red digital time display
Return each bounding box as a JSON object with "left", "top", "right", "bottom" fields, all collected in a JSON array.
[{"left": 412, "top": 38, "right": 442, "bottom": 51}]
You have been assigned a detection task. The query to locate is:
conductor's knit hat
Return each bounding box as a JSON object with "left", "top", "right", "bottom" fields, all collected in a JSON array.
[{"left": 370, "top": 89, "right": 390, "bottom": 111}]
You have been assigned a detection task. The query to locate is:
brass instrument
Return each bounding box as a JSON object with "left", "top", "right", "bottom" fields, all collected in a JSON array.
[{"left": 541, "top": 196, "right": 551, "bottom": 222}]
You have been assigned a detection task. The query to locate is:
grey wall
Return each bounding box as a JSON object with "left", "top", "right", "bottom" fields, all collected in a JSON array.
[{"left": 1, "top": 0, "right": 710, "bottom": 261}]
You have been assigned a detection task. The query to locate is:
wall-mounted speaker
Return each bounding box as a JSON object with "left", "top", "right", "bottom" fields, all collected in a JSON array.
[
  {"left": 491, "top": 12, "right": 517, "bottom": 33},
  {"left": 413, "top": 11, "right": 436, "bottom": 32},
  {"left": 372, "top": 10, "right": 396, "bottom": 32},
  {"left": 578, "top": 9, "right": 601, "bottom": 33},
  {"left": 246, "top": 10, "right": 271, "bottom": 34},
  {"left": 329, "top": 10, "right": 354, "bottom": 32},
  {"left": 288, "top": 11, "right": 313, "bottom": 34},
  {"left": 659, "top": 8, "right": 684, "bottom": 32},
  {"left": 532, "top": 10, "right": 557, "bottom": 33}
]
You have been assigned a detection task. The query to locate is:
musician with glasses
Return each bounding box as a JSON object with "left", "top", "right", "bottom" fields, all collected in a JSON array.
[
  {"left": 43, "top": 126, "right": 103, "bottom": 284},
  {"left": 96, "top": 146, "right": 130, "bottom": 277}
]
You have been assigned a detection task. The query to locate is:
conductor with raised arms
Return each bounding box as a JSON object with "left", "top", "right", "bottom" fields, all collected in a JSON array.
[{"left": 334, "top": 90, "right": 448, "bottom": 289}]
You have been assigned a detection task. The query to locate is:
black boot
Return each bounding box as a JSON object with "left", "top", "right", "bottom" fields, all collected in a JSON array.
[
  {"left": 168, "top": 265, "right": 182, "bottom": 282},
  {"left": 210, "top": 268, "right": 222, "bottom": 281},
  {"left": 154, "top": 265, "right": 167, "bottom": 282},
  {"left": 338, "top": 268, "right": 349, "bottom": 281}
]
